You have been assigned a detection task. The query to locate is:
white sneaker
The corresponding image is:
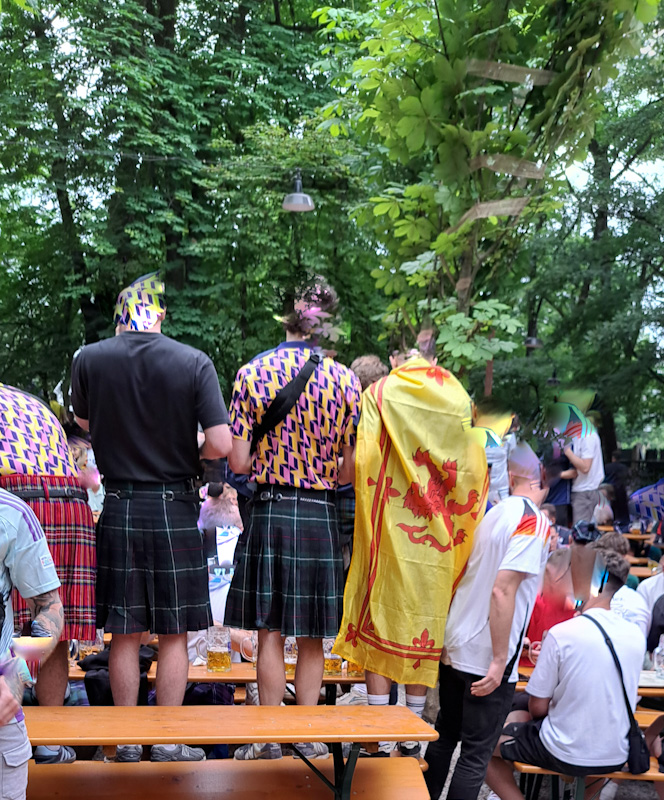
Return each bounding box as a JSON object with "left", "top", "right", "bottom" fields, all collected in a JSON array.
[{"left": 337, "top": 686, "right": 368, "bottom": 706}]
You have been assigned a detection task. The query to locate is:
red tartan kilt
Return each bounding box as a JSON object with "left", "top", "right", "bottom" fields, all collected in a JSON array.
[{"left": 1, "top": 474, "right": 96, "bottom": 641}]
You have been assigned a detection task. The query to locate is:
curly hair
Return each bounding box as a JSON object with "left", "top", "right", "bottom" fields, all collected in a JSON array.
[{"left": 350, "top": 355, "right": 389, "bottom": 391}]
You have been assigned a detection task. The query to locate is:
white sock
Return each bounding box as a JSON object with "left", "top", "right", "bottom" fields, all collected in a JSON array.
[
  {"left": 367, "top": 694, "right": 390, "bottom": 749},
  {"left": 405, "top": 693, "right": 426, "bottom": 718}
]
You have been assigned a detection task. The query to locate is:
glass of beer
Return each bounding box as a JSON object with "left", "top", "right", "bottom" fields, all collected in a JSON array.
[
  {"left": 284, "top": 637, "right": 297, "bottom": 677},
  {"left": 241, "top": 632, "right": 258, "bottom": 669},
  {"left": 345, "top": 660, "right": 364, "bottom": 678},
  {"left": 323, "top": 638, "right": 341, "bottom": 676},
  {"left": 206, "top": 626, "right": 231, "bottom": 672}
]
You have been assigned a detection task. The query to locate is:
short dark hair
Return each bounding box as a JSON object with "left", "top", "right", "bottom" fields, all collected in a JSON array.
[
  {"left": 541, "top": 503, "right": 556, "bottom": 518},
  {"left": 350, "top": 355, "right": 389, "bottom": 391}
]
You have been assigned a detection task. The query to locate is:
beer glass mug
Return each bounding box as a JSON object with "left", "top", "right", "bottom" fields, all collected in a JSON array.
[
  {"left": 206, "top": 625, "right": 231, "bottom": 672},
  {"left": 78, "top": 629, "right": 105, "bottom": 661},
  {"left": 323, "top": 638, "right": 341, "bottom": 676},
  {"left": 345, "top": 659, "right": 364, "bottom": 678},
  {"left": 241, "top": 632, "right": 258, "bottom": 668},
  {"left": 284, "top": 637, "right": 298, "bottom": 677}
]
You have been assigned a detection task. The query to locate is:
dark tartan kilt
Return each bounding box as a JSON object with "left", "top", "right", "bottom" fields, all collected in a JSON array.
[
  {"left": 97, "top": 490, "right": 211, "bottom": 635},
  {"left": 224, "top": 488, "right": 343, "bottom": 638},
  {"left": 2, "top": 474, "right": 97, "bottom": 642}
]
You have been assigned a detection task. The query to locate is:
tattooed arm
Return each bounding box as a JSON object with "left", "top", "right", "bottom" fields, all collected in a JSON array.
[{"left": 25, "top": 588, "right": 64, "bottom": 656}]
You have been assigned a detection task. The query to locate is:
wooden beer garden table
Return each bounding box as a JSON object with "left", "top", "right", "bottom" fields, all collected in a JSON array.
[
  {"left": 68, "top": 660, "right": 365, "bottom": 704},
  {"left": 630, "top": 565, "right": 660, "bottom": 580},
  {"left": 24, "top": 705, "right": 436, "bottom": 800}
]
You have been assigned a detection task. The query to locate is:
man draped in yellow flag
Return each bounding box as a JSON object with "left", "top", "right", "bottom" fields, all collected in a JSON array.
[{"left": 335, "top": 341, "right": 488, "bottom": 735}]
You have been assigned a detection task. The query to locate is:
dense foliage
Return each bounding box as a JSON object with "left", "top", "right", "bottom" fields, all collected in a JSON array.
[{"left": 0, "top": 0, "right": 662, "bottom": 450}]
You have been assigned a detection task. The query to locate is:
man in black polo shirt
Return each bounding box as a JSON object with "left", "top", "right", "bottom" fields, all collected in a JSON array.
[{"left": 71, "top": 274, "right": 231, "bottom": 763}]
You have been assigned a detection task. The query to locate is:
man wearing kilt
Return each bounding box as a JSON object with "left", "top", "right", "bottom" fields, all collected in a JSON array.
[
  {"left": 0, "top": 382, "right": 96, "bottom": 765},
  {"left": 225, "top": 282, "right": 361, "bottom": 761},
  {"left": 71, "top": 274, "right": 232, "bottom": 763}
]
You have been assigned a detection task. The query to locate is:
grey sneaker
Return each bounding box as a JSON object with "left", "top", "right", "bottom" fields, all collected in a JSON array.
[
  {"left": 293, "top": 742, "right": 330, "bottom": 760},
  {"left": 112, "top": 745, "right": 143, "bottom": 763},
  {"left": 33, "top": 745, "right": 77, "bottom": 764},
  {"left": 150, "top": 744, "right": 205, "bottom": 762},
  {"left": 398, "top": 741, "right": 421, "bottom": 758},
  {"left": 234, "top": 742, "right": 282, "bottom": 760}
]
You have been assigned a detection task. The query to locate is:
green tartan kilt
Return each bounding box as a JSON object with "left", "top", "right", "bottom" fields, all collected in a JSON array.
[{"left": 224, "top": 487, "right": 343, "bottom": 638}]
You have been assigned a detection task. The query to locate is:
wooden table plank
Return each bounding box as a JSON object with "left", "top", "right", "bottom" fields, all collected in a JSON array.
[
  {"left": 26, "top": 758, "right": 429, "bottom": 800},
  {"left": 630, "top": 566, "right": 661, "bottom": 579},
  {"left": 24, "top": 705, "right": 437, "bottom": 747},
  {"left": 69, "top": 661, "right": 365, "bottom": 685}
]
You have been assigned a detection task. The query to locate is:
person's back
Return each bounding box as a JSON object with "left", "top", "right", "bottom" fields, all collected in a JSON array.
[
  {"left": 531, "top": 608, "right": 644, "bottom": 767},
  {"left": 445, "top": 494, "right": 550, "bottom": 680},
  {"left": 70, "top": 274, "right": 231, "bottom": 765},
  {"left": 72, "top": 332, "right": 223, "bottom": 482}
]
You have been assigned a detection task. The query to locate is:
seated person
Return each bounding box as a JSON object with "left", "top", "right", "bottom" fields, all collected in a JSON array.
[
  {"left": 486, "top": 549, "right": 644, "bottom": 796},
  {"left": 541, "top": 503, "right": 571, "bottom": 547},
  {"left": 519, "top": 549, "right": 575, "bottom": 669},
  {"left": 593, "top": 532, "right": 650, "bottom": 638}
]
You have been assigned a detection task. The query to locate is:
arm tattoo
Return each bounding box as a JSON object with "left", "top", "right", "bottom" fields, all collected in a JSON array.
[{"left": 25, "top": 589, "right": 64, "bottom": 643}]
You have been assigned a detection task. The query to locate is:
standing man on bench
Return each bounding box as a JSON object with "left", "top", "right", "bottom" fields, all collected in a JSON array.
[
  {"left": 71, "top": 273, "right": 232, "bottom": 763},
  {"left": 225, "top": 281, "right": 361, "bottom": 761},
  {"left": 0, "top": 489, "right": 63, "bottom": 799}
]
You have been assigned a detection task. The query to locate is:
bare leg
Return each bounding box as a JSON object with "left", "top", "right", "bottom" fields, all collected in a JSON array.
[
  {"left": 486, "top": 756, "right": 525, "bottom": 800},
  {"left": 109, "top": 633, "right": 142, "bottom": 706},
  {"left": 365, "top": 671, "right": 391, "bottom": 695},
  {"left": 155, "top": 633, "right": 189, "bottom": 706},
  {"left": 34, "top": 641, "right": 69, "bottom": 706},
  {"left": 257, "top": 630, "right": 286, "bottom": 706},
  {"left": 404, "top": 683, "right": 427, "bottom": 697},
  {"left": 294, "top": 638, "right": 324, "bottom": 706}
]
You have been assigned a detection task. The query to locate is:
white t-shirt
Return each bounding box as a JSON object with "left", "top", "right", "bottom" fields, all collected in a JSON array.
[
  {"left": 571, "top": 432, "right": 604, "bottom": 493},
  {"left": 637, "top": 571, "right": 664, "bottom": 613},
  {"left": 444, "top": 496, "right": 550, "bottom": 682},
  {"left": 610, "top": 585, "right": 651, "bottom": 639},
  {"left": 527, "top": 607, "right": 645, "bottom": 767}
]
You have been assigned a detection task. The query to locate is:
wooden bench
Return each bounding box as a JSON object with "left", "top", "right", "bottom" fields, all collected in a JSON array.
[
  {"left": 515, "top": 757, "right": 664, "bottom": 800},
  {"left": 24, "top": 705, "right": 436, "bottom": 800},
  {"left": 26, "top": 758, "right": 428, "bottom": 799}
]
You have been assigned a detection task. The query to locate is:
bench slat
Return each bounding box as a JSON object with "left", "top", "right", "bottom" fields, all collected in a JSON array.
[
  {"left": 514, "top": 757, "right": 664, "bottom": 782},
  {"left": 24, "top": 705, "right": 437, "bottom": 747},
  {"left": 26, "top": 758, "right": 429, "bottom": 799}
]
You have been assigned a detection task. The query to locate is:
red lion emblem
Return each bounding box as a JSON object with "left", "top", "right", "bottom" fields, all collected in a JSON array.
[{"left": 397, "top": 448, "right": 479, "bottom": 553}]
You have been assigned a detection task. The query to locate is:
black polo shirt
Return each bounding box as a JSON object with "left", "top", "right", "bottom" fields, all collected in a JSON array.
[{"left": 71, "top": 332, "right": 228, "bottom": 483}]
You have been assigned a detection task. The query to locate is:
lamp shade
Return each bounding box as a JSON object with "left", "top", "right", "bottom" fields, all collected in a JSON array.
[{"left": 282, "top": 169, "right": 315, "bottom": 212}]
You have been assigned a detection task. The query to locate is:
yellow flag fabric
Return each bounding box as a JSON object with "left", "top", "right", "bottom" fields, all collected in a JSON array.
[{"left": 334, "top": 358, "right": 488, "bottom": 688}]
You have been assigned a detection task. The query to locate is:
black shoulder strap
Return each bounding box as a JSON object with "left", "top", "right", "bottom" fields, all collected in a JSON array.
[
  {"left": 582, "top": 613, "right": 639, "bottom": 731},
  {"left": 250, "top": 353, "right": 321, "bottom": 454}
]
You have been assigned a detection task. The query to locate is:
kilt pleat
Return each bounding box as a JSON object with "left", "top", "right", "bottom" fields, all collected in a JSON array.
[
  {"left": 1, "top": 474, "right": 97, "bottom": 642},
  {"left": 224, "top": 490, "right": 343, "bottom": 638},
  {"left": 96, "top": 491, "right": 211, "bottom": 635}
]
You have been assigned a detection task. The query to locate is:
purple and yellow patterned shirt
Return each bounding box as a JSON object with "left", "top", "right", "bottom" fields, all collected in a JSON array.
[
  {"left": 230, "top": 342, "right": 361, "bottom": 490},
  {"left": 0, "top": 384, "right": 77, "bottom": 477}
]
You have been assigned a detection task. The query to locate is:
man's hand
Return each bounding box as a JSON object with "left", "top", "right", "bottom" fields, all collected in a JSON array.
[
  {"left": 470, "top": 658, "right": 504, "bottom": 696},
  {"left": 0, "top": 672, "right": 22, "bottom": 725}
]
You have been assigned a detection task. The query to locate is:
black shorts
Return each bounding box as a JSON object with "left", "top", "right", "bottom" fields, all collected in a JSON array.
[{"left": 500, "top": 720, "right": 625, "bottom": 777}]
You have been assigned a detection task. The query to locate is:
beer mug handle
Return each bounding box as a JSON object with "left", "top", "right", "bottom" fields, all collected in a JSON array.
[
  {"left": 195, "top": 637, "right": 207, "bottom": 661},
  {"left": 240, "top": 636, "right": 254, "bottom": 661}
]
